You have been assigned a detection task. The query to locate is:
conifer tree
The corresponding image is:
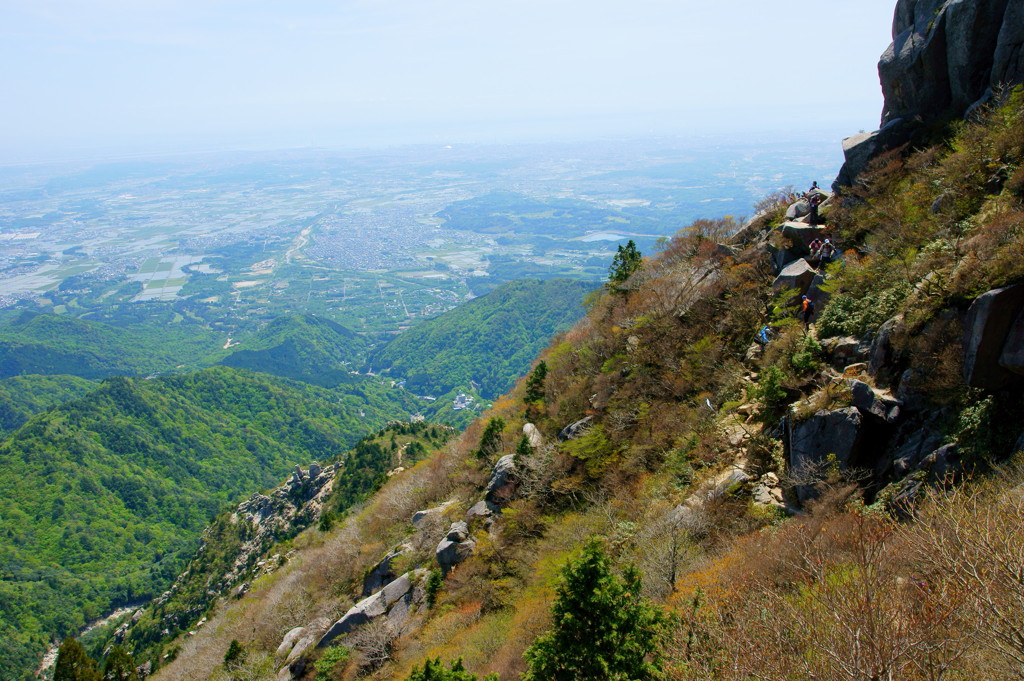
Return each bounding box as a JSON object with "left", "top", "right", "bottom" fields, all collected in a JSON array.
[
  {"left": 406, "top": 657, "right": 497, "bottom": 681},
  {"left": 523, "top": 361, "right": 548, "bottom": 404},
  {"left": 474, "top": 417, "right": 505, "bottom": 460},
  {"left": 608, "top": 240, "right": 643, "bottom": 288},
  {"left": 102, "top": 645, "right": 135, "bottom": 681},
  {"left": 523, "top": 538, "right": 666, "bottom": 681},
  {"left": 53, "top": 638, "right": 101, "bottom": 681}
]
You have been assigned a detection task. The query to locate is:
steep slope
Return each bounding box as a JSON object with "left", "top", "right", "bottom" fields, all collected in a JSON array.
[
  {"left": 219, "top": 315, "right": 367, "bottom": 388},
  {"left": 0, "top": 367, "right": 423, "bottom": 681},
  {"left": 366, "top": 279, "right": 592, "bottom": 399},
  {"left": 137, "top": 91, "right": 1024, "bottom": 681}
]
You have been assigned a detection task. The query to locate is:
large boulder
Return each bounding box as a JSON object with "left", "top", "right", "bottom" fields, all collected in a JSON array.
[
  {"left": 786, "top": 200, "right": 811, "bottom": 220},
  {"left": 523, "top": 423, "right": 543, "bottom": 448},
  {"left": 558, "top": 416, "right": 594, "bottom": 441},
  {"left": 962, "top": 284, "right": 1024, "bottom": 389},
  {"left": 833, "top": 119, "right": 907, "bottom": 190},
  {"left": 317, "top": 574, "right": 414, "bottom": 647},
  {"left": 788, "top": 408, "right": 864, "bottom": 503},
  {"left": 848, "top": 380, "right": 902, "bottom": 424},
  {"left": 485, "top": 454, "right": 518, "bottom": 504},
  {"left": 772, "top": 259, "right": 817, "bottom": 296},
  {"left": 436, "top": 522, "right": 475, "bottom": 575}
]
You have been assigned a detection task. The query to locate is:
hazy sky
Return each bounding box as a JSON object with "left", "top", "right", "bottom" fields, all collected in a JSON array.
[{"left": 1, "top": 0, "right": 898, "bottom": 162}]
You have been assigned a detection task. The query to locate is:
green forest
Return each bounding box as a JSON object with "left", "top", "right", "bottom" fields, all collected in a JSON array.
[
  {"left": 366, "top": 279, "right": 593, "bottom": 398},
  {"left": 0, "top": 367, "right": 425, "bottom": 679}
]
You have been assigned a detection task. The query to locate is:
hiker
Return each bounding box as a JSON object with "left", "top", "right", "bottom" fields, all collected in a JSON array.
[
  {"left": 808, "top": 238, "right": 823, "bottom": 260},
  {"left": 757, "top": 325, "right": 772, "bottom": 345},
  {"left": 819, "top": 239, "right": 835, "bottom": 265},
  {"left": 807, "top": 180, "right": 819, "bottom": 196},
  {"left": 808, "top": 193, "right": 822, "bottom": 226},
  {"left": 801, "top": 295, "right": 815, "bottom": 326}
]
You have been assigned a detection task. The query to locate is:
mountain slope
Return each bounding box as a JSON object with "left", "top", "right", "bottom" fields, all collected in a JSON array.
[
  {"left": 0, "top": 374, "right": 96, "bottom": 434},
  {"left": 0, "top": 312, "right": 219, "bottom": 379},
  {"left": 136, "top": 89, "right": 1024, "bottom": 681},
  {"left": 366, "top": 279, "right": 592, "bottom": 398},
  {"left": 0, "top": 367, "right": 423, "bottom": 681},
  {"left": 219, "top": 314, "right": 367, "bottom": 387}
]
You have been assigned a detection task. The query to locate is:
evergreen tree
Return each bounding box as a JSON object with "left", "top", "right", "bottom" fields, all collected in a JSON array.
[
  {"left": 102, "top": 645, "right": 135, "bottom": 681},
  {"left": 608, "top": 240, "right": 643, "bottom": 288},
  {"left": 523, "top": 538, "right": 666, "bottom": 681},
  {"left": 523, "top": 361, "right": 548, "bottom": 404},
  {"left": 53, "top": 638, "right": 101, "bottom": 681},
  {"left": 474, "top": 417, "right": 505, "bottom": 460},
  {"left": 406, "top": 657, "right": 497, "bottom": 681}
]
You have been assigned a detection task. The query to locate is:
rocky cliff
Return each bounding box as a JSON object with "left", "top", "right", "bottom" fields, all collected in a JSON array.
[{"left": 837, "top": 0, "right": 1024, "bottom": 188}]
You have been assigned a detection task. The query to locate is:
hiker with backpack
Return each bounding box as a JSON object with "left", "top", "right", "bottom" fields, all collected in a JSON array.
[{"left": 801, "top": 295, "right": 815, "bottom": 326}]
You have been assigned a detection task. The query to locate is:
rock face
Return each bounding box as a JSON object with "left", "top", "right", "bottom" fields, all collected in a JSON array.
[
  {"left": 837, "top": 0, "right": 1024, "bottom": 189},
  {"left": 788, "top": 408, "right": 863, "bottom": 503},
  {"left": 849, "top": 380, "right": 902, "bottom": 424},
  {"left": 962, "top": 284, "right": 1024, "bottom": 389},
  {"left": 834, "top": 119, "right": 907, "bottom": 190},
  {"left": 362, "top": 546, "right": 408, "bottom": 597},
  {"left": 881, "top": 0, "right": 1024, "bottom": 126}
]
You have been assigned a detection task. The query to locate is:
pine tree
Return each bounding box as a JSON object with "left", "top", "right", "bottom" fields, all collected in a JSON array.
[
  {"left": 102, "top": 645, "right": 135, "bottom": 681},
  {"left": 53, "top": 638, "right": 101, "bottom": 681},
  {"left": 473, "top": 417, "right": 505, "bottom": 460},
  {"left": 406, "top": 657, "right": 497, "bottom": 681},
  {"left": 608, "top": 240, "right": 643, "bottom": 289},
  {"left": 523, "top": 538, "right": 666, "bottom": 681},
  {"left": 523, "top": 361, "right": 548, "bottom": 404}
]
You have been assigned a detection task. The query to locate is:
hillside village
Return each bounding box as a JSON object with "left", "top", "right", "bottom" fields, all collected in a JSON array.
[{"left": 42, "top": 0, "right": 1024, "bottom": 680}]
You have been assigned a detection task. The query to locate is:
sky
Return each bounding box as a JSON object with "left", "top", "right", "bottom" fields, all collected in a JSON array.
[{"left": 0, "top": 0, "right": 898, "bottom": 162}]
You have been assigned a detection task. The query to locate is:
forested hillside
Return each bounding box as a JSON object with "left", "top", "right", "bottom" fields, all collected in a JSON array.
[
  {"left": 0, "top": 374, "right": 95, "bottom": 434},
  {"left": 219, "top": 315, "right": 367, "bottom": 387},
  {"left": 0, "top": 312, "right": 220, "bottom": 379},
  {"left": 0, "top": 367, "right": 423, "bottom": 680},
  {"left": 366, "top": 279, "right": 592, "bottom": 398}
]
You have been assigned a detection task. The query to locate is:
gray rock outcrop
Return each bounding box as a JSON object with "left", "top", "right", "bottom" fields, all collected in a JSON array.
[
  {"left": 436, "top": 522, "right": 475, "bottom": 575},
  {"left": 849, "top": 380, "right": 902, "bottom": 424},
  {"left": 558, "top": 416, "right": 594, "bottom": 441},
  {"left": 837, "top": 0, "right": 1024, "bottom": 189},
  {"left": 772, "top": 259, "right": 816, "bottom": 296},
  {"left": 317, "top": 573, "right": 417, "bottom": 648},
  {"left": 523, "top": 423, "right": 543, "bottom": 448},
  {"left": 881, "top": 0, "right": 1024, "bottom": 126},
  {"left": 788, "top": 408, "right": 864, "bottom": 503},
  {"left": 962, "top": 284, "right": 1024, "bottom": 389},
  {"left": 362, "top": 546, "right": 408, "bottom": 597},
  {"left": 485, "top": 454, "right": 518, "bottom": 504}
]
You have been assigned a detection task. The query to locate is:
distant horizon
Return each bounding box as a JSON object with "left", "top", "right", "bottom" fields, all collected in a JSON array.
[
  {"left": 2, "top": 0, "right": 896, "bottom": 166},
  {"left": 0, "top": 118, "right": 860, "bottom": 169}
]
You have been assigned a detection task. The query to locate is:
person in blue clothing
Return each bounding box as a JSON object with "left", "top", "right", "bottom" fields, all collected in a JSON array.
[{"left": 757, "top": 325, "right": 772, "bottom": 344}]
